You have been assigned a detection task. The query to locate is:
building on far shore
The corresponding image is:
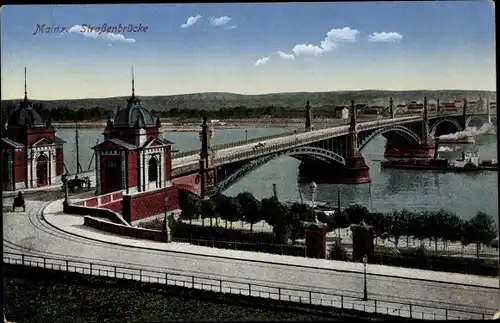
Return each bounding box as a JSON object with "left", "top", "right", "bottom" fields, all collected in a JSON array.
[{"left": 2, "top": 68, "right": 65, "bottom": 191}]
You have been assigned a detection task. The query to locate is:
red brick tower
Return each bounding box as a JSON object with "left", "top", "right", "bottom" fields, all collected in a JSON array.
[{"left": 2, "top": 68, "right": 65, "bottom": 191}]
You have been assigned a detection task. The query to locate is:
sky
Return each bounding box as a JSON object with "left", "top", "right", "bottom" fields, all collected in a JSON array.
[{"left": 0, "top": 2, "right": 496, "bottom": 100}]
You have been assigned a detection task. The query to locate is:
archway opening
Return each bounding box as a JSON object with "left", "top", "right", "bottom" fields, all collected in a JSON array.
[
  {"left": 148, "top": 157, "right": 159, "bottom": 188},
  {"left": 102, "top": 159, "right": 122, "bottom": 194},
  {"left": 467, "top": 117, "right": 484, "bottom": 129},
  {"left": 36, "top": 154, "right": 48, "bottom": 186},
  {"left": 432, "top": 120, "right": 462, "bottom": 137}
]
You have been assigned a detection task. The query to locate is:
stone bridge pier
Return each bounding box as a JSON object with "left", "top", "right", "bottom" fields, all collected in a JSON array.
[{"left": 343, "top": 100, "right": 371, "bottom": 184}]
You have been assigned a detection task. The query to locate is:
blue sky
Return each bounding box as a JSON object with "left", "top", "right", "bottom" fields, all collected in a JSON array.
[{"left": 1, "top": 2, "right": 496, "bottom": 100}]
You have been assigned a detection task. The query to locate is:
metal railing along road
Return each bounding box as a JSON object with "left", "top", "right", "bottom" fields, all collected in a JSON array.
[{"left": 3, "top": 252, "right": 490, "bottom": 320}]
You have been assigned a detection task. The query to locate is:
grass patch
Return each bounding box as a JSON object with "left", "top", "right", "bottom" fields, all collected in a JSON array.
[{"left": 3, "top": 265, "right": 402, "bottom": 322}]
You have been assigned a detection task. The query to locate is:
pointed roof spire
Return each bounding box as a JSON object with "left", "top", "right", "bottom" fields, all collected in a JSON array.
[
  {"left": 131, "top": 66, "right": 135, "bottom": 98},
  {"left": 24, "top": 67, "right": 28, "bottom": 101}
]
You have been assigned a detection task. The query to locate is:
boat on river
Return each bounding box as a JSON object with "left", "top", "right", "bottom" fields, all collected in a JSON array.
[{"left": 381, "top": 151, "right": 497, "bottom": 172}]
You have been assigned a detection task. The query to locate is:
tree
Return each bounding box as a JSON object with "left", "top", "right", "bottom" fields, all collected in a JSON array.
[
  {"left": 387, "top": 210, "right": 409, "bottom": 248},
  {"left": 289, "top": 202, "right": 315, "bottom": 223},
  {"left": 425, "top": 210, "right": 446, "bottom": 252},
  {"left": 407, "top": 212, "right": 427, "bottom": 246},
  {"left": 260, "top": 197, "right": 288, "bottom": 239},
  {"left": 179, "top": 191, "right": 201, "bottom": 224},
  {"left": 463, "top": 212, "right": 497, "bottom": 258},
  {"left": 440, "top": 211, "right": 464, "bottom": 248},
  {"left": 332, "top": 210, "right": 350, "bottom": 238},
  {"left": 236, "top": 192, "right": 261, "bottom": 233},
  {"left": 369, "top": 212, "right": 389, "bottom": 245},
  {"left": 212, "top": 194, "right": 239, "bottom": 229},
  {"left": 344, "top": 204, "right": 370, "bottom": 225},
  {"left": 200, "top": 199, "right": 215, "bottom": 227}
]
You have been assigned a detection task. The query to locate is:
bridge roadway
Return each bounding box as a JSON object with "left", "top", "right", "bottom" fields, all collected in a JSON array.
[
  {"left": 171, "top": 115, "right": 425, "bottom": 173},
  {"left": 3, "top": 199, "right": 498, "bottom": 318}
]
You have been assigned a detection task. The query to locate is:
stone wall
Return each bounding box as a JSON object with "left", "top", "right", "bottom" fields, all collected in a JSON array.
[
  {"left": 64, "top": 204, "right": 128, "bottom": 225},
  {"left": 122, "top": 186, "right": 179, "bottom": 224},
  {"left": 83, "top": 216, "right": 168, "bottom": 242}
]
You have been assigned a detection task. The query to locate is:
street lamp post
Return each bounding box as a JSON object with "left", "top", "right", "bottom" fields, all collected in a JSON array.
[
  {"left": 309, "top": 181, "right": 317, "bottom": 223},
  {"left": 363, "top": 255, "right": 368, "bottom": 301},
  {"left": 163, "top": 196, "right": 169, "bottom": 232}
]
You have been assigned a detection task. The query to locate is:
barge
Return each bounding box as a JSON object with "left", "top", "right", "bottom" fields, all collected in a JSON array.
[{"left": 381, "top": 152, "right": 498, "bottom": 172}]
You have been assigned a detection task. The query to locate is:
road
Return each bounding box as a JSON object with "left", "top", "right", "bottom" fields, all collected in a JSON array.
[{"left": 3, "top": 200, "right": 498, "bottom": 319}]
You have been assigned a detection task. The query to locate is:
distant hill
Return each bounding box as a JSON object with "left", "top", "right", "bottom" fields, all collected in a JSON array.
[{"left": 1, "top": 90, "right": 496, "bottom": 112}]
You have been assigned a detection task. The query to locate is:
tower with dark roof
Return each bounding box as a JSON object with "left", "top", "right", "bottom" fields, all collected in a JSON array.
[
  {"left": 2, "top": 68, "right": 65, "bottom": 191},
  {"left": 93, "top": 67, "right": 175, "bottom": 196}
]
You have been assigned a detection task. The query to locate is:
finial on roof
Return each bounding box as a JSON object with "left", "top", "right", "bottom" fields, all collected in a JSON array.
[
  {"left": 24, "top": 67, "right": 28, "bottom": 101},
  {"left": 131, "top": 66, "right": 135, "bottom": 98}
]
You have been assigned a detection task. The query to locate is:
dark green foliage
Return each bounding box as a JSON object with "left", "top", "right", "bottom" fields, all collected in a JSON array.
[
  {"left": 462, "top": 212, "right": 498, "bottom": 258},
  {"left": 179, "top": 191, "right": 201, "bottom": 224},
  {"left": 200, "top": 199, "right": 215, "bottom": 227},
  {"left": 344, "top": 204, "right": 370, "bottom": 224},
  {"left": 328, "top": 242, "right": 350, "bottom": 262},
  {"left": 3, "top": 90, "right": 494, "bottom": 121},
  {"left": 236, "top": 192, "right": 261, "bottom": 233}
]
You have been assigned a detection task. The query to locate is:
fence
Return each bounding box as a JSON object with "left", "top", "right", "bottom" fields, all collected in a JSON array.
[
  {"left": 172, "top": 237, "right": 308, "bottom": 257},
  {"left": 3, "top": 251, "right": 490, "bottom": 320}
]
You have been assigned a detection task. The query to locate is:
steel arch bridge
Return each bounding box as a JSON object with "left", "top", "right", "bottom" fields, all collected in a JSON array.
[
  {"left": 214, "top": 146, "right": 345, "bottom": 193},
  {"left": 429, "top": 118, "right": 463, "bottom": 136},
  {"left": 359, "top": 125, "right": 422, "bottom": 151}
]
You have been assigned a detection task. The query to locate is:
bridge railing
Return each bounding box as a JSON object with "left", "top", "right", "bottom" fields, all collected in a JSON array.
[
  {"left": 172, "top": 129, "right": 304, "bottom": 159},
  {"left": 3, "top": 251, "right": 490, "bottom": 320}
]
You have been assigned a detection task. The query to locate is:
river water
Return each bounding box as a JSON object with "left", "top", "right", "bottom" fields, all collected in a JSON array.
[{"left": 56, "top": 126, "right": 498, "bottom": 222}]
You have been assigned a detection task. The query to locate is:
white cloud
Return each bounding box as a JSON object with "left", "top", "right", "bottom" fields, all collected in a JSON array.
[
  {"left": 209, "top": 16, "right": 232, "bottom": 26},
  {"left": 292, "top": 44, "right": 325, "bottom": 56},
  {"left": 292, "top": 27, "right": 359, "bottom": 56},
  {"left": 368, "top": 32, "right": 403, "bottom": 42},
  {"left": 181, "top": 15, "right": 202, "bottom": 28},
  {"left": 254, "top": 57, "right": 271, "bottom": 66},
  {"left": 64, "top": 25, "right": 135, "bottom": 43},
  {"left": 225, "top": 24, "right": 238, "bottom": 30},
  {"left": 277, "top": 51, "right": 295, "bottom": 60}
]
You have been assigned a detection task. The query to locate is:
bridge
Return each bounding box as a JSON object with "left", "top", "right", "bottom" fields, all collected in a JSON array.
[{"left": 171, "top": 97, "right": 496, "bottom": 197}]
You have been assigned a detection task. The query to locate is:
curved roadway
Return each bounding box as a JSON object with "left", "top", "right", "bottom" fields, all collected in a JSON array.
[{"left": 3, "top": 200, "right": 498, "bottom": 319}]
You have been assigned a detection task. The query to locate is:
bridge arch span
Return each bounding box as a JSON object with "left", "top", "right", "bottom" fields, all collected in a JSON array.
[
  {"left": 359, "top": 125, "right": 421, "bottom": 151},
  {"left": 215, "top": 147, "right": 345, "bottom": 194},
  {"left": 466, "top": 116, "right": 485, "bottom": 129},
  {"left": 430, "top": 118, "right": 463, "bottom": 137}
]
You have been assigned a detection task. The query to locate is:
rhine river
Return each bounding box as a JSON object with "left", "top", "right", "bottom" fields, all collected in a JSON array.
[{"left": 56, "top": 126, "right": 498, "bottom": 222}]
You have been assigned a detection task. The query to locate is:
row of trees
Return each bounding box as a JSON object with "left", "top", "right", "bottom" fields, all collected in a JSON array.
[
  {"left": 179, "top": 191, "right": 497, "bottom": 257},
  {"left": 1, "top": 100, "right": 390, "bottom": 122}
]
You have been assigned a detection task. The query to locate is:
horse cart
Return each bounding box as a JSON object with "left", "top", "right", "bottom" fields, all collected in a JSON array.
[
  {"left": 61, "top": 175, "right": 92, "bottom": 193},
  {"left": 12, "top": 192, "right": 26, "bottom": 212}
]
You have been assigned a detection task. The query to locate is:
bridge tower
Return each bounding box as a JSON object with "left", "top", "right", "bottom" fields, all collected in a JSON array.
[
  {"left": 342, "top": 100, "right": 371, "bottom": 184},
  {"left": 305, "top": 101, "right": 312, "bottom": 132},
  {"left": 461, "top": 97, "right": 468, "bottom": 129},
  {"left": 422, "top": 96, "right": 430, "bottom": 139},
  {"left": 486, "top": 98, "right": 491, "bottom": 122},
  {"left": 437, "top": 98, "right": 440, "bottom": 114},
  {"left": 199, "top": 115, "right": 215, "bottom": 199},
  {"left": 389, "top": 97, "right": 394, "bottom": 119}
]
